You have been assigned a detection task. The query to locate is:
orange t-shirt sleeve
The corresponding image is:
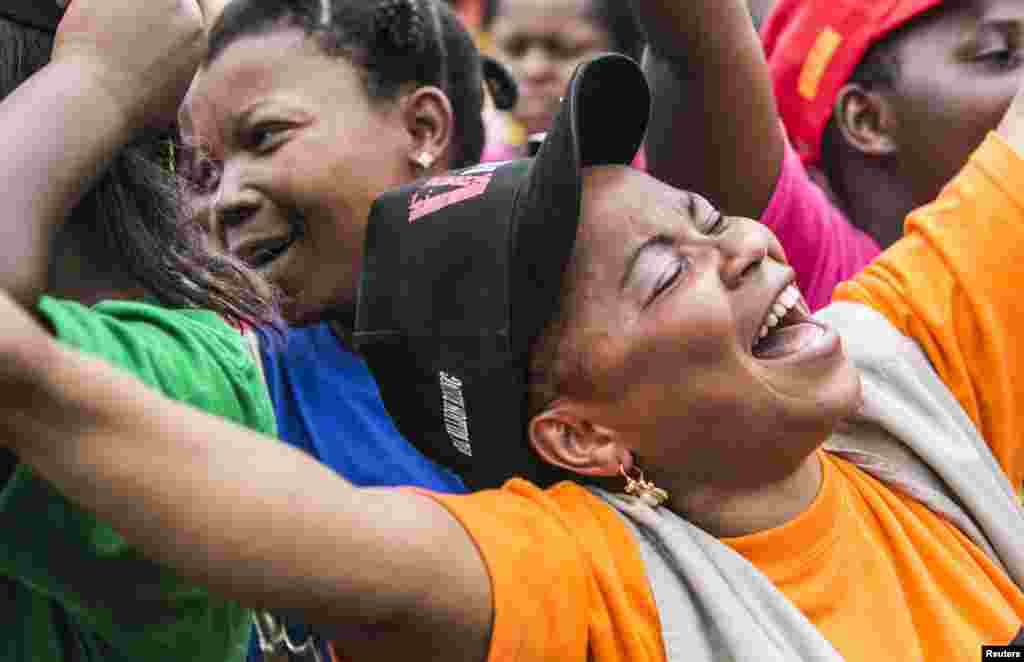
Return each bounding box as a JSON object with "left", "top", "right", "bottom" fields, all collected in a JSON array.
[
  {"left": 424, "top": 480, "right": 666, "bottom": 662},
  {"left": 834, "top": 132, "right": 1024, "bottom": 487}
]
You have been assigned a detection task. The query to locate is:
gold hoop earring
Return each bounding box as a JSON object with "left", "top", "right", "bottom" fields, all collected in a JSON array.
[
  {"left": 414, "top": 152, "right": 434, "bottom": 170},
  {"left": 620, "top": 464, "right": 669, "bottom": 507}
]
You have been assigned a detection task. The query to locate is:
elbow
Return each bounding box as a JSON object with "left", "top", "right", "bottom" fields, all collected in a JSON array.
[
  {"left": 0, "top": 289, "right": 58, "bottom": 397},
  {"left": 0, "top": 262, "right": 48, "bottom": 311}
]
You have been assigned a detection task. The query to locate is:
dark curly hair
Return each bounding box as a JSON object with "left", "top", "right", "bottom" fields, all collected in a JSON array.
[{"left": 207, "top": 0, "right": 518, "bottom": 169}]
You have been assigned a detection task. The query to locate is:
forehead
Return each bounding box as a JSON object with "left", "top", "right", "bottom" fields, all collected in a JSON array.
[
  {"left": 889, "top": 0, "right": 1023, "bottom": 49},
  {"left": 201, "top": 28, "right": 317, "bottom": 93},
  {"left": 493, "top": 0, "right": 601, "bottom": 29},
  {"left": 189, "top": 29, "right": 350, "bottom": 129},
  {"left": 570, "top": 167, "right": 695, "bottom": 279}
]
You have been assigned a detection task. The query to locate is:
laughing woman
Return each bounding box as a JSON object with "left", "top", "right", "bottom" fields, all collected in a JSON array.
[{"left": 3, "top": 55, "right": 1024, "bottom": 662}]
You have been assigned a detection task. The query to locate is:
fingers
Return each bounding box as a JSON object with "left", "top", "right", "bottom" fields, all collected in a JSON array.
[{"left": 193, "top": 0, "right": 227, "bottom": 22}]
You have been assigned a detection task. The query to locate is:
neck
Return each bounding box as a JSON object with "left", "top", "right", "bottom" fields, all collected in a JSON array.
[
  {"left": 326, "top": 304, "right": 356, "bottom": 350},
  {"left": 47, "top": 256, "right": 145, "bottom": 305},
  {"left": 830, "top": 160, "right": 915, "bottom": 250},
  {"left": 665, "top": 451, "right": 823, "bottom": 538}
]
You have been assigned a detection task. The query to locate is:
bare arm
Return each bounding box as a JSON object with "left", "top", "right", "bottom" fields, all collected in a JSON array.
[
  {"left": 0, "top": 61, "right": 129, "bottom": 306},
  {"left": 632, "top": 0, "right": 785, "bottom": 218},
  {"left": 0, "top": 0, "right": 205, "bottom": 307},
  {"left": 0, "top": 293, "right": 492, "bottom": 662}
]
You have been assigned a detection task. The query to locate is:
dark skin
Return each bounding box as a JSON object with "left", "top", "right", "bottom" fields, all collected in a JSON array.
[
  {"left": 829, "top": 0, "right": 1024, "bottom": 248},
  {"left": 0, "top": 0, "right": 206, "bottom": 309},
  {"left": 182, "top": 30, "right": 455, "bottom": 324},
  {"left": 7, "top": 69, "right": 1024, "bottom": 656},
  {"left": 0, "top": 5, "right": 491, "bottom": 660},
  {"left": 490, "top": 0, "right": 614, "bottom": 136},
  {"left": 528, "top": 168, "right": 857, "bottom": 537},
  {"left": 0, "top": 165, "right": 860, "bottom": 660},
  {"left": 635, "top": 0, "right": 1024, "bottom": 250},
  {"left": 0, "top": 0, "right": 209, "bottom": 480},
  {"left": 631, "top": 0, "right": 785, "bottom": 221}
]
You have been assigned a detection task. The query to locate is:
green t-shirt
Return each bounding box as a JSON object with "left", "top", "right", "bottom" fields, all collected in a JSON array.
[{"left": 0, "top": 298, "right": 277, "bottom": 662}]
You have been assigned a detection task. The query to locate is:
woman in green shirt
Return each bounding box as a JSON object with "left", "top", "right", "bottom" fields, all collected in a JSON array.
[{"left": 0, "top": 1, "right": 277, "bottom": 660}]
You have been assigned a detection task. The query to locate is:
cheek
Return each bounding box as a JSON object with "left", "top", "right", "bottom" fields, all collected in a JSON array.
[
  {"left": 619, "top": 305, "right": 742, "bottom": 401},
  {"left": 894, "top": 71, "right": 1016, "bottom": 180},
  {"left": 284, "top": 133, "right": 404, "bottom": 223}
]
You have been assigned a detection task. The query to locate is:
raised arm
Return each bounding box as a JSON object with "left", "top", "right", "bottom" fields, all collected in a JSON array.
[
  {"left": 0, "top": 291, "right": 492, "bottom": 662},
  {"left": 834, "top": 82, "right": 1024, "bottom": 489},
  {"left": 632, "top": 0, "right": 784, "bottom": 218},
  {"left": 0, "top": 0, "right": 203, "bottom": 306}
]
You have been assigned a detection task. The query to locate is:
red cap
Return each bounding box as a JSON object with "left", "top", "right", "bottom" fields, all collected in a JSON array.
[{"left": 762, "top": 0, "right": 943, "bottom": 163}]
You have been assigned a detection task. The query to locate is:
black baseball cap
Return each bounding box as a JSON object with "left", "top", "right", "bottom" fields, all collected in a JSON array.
[
  {"left": 0, "top": 1, "right": 64, "bottom": 33},
  {"left": 353, "top": 53, "right": 650, "bottom": 490}
]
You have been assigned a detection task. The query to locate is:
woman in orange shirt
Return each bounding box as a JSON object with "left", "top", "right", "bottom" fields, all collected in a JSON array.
[{"left": 2, "top": 46, "right": 1024, "bottom": 662}]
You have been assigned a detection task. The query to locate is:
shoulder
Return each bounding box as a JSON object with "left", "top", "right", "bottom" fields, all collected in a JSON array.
[
  {"left": 429, "top": 479, "right": 648, "bottom": 599},
  {"left": 38, "top": 297, "right": 275, "bottom": 434},
  {"left": 421, "top": 480, "right": 660, "bottom": 661}
]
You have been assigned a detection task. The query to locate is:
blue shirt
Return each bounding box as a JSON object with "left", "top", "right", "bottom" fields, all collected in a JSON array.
[{"left": 248, "top": 322, "right": 464, "bottom": 661}]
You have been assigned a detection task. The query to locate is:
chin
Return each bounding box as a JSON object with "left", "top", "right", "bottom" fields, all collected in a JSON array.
[
  {"left": 827, "top": 360, "right": 864, "bottom": 419},
  {"left": 796, "top": 364, "right": 864, "bottom": 443},
  {"left": 279, "top": 295, "right": 323, "bottom": 326}
]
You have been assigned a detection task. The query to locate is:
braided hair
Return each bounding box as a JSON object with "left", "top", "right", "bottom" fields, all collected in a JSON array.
[{"left": 207, "top": 0, "right": 517, "bottom": 168}]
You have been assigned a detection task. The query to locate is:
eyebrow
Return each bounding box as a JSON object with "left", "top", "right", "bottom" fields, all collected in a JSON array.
[{"left": 620, "top": 233, "right": 675, "bottom": 292}]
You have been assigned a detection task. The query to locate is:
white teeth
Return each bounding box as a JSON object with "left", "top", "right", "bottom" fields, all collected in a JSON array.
[
  {"left": 781, "top": 284, "right": 800, "bottom": 307},
  {"left": 755, "top": 283, "right": 805, "bottom": 348}
]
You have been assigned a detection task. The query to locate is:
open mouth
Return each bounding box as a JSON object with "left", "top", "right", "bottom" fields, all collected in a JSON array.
[
  {"left": 240, "top": 221, "right": 304, "bottom": 271},
  {"left": 751, "top": 283, "right": 825, "bottom": 360}
]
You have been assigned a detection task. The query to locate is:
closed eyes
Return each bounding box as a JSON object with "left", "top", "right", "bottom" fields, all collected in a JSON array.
[{"left": 647, "top": 258, "right": 685, "bottom": 307}]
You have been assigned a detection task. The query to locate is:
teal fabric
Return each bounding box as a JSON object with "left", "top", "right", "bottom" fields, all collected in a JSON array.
[{"left": 0, "top": 298, "right": 277, "bottom": 662}]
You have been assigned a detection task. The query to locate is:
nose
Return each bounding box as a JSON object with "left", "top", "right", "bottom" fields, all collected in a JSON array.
[
  {"left": 717, "top": 218, "right": 778, "bottom": 289},
  {"left": 522, "top": 45, "right": 556, "bottom": 82},
  {"left": 213, "top": 161, "right": 263, "bottom": 253}
]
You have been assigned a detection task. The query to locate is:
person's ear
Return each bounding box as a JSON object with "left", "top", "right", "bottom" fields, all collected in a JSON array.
[
  {"left": 528, "top": 405, "right": 629, "bottom": 478},
  {"left": 401, "top": 85, "right": 454, "bottom": 173},
  {"left": 832, "top": 82, "right": 899, "bottom": 158}
]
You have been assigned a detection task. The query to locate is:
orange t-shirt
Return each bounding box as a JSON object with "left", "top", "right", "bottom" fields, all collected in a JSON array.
[
  {"left": 834, "top": 132, "right": 1024, "bottom": 492},
  {"left": 411, "top": 133, "right": 1024, "bottom": 661}
]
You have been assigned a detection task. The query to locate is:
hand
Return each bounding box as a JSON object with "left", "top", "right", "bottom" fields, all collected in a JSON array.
[{"left": 51, "top": 0, "right": 206, "bottom": 131}]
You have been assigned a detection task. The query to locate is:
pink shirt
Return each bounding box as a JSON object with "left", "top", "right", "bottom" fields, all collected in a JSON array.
[{"left": 759, "top": 143, "right": 880, "bottom": 311}]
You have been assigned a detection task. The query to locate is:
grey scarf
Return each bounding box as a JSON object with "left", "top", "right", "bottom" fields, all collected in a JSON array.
[{"left": 593, "top": 303, "right": 1024, "bottom": 661}]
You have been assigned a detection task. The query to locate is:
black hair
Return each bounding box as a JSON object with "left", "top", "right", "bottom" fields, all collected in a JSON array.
[
  {"left": 207, "top": 0, "right": 517, "bottom": 169},
  {"left": 0, "top": 17, "right": 279, "bottom": 328},
  {"left": 482, "top": 0, "right": 645, "bottom": 62}
]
